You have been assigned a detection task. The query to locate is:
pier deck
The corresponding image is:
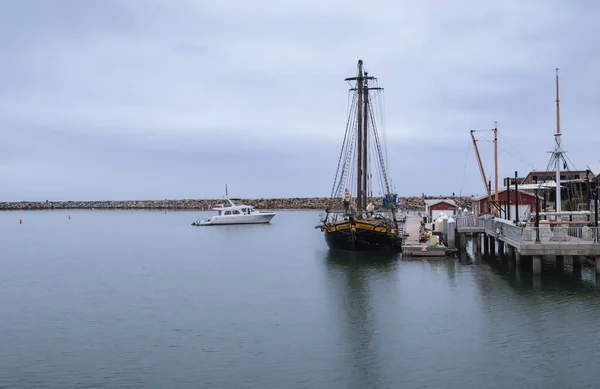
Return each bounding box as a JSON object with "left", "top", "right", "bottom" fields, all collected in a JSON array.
[
  {"left": 456, "top": 214, "right": 600, "bottom": 256},
  {"left": 402, "top": 216, "right": 448, "bottom": 257},
  {"left": 456, "top": 214, "right": 600, "bottom": 275}
]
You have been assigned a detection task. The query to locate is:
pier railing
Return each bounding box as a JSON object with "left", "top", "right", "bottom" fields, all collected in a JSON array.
[
  {"left": 484, "top": 218, "right": 496, "bottom": 232},
  {"left": 521, "top": 226, "right": 599, "bottom": 243},
  {"left": 501, "top": 223, "right": 524, "bottom": 243},
  {"left": 455, "top": 214, "right": 482, "bottom": 229},
  {"left": 456, "top": 214, "right": 600, "bottom": 244}
]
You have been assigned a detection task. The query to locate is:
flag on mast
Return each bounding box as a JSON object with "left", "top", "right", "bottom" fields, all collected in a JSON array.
[{"left": 225, "top": 184, "right": 228, "bottom": 197}]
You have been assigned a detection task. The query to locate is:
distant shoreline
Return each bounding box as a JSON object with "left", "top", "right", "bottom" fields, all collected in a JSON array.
[{"left": 0, "top": 196, "right": 471, "bottom": 211}]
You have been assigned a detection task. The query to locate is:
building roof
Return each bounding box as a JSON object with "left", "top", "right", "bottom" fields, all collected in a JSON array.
[
  {"left": 471, "top": 188, "right": 540, "bottom": 201},
  {"left": 424, "top": 199, "right": 456, "bottom": 207},
  {"left": 523, "top": 169, "right": 588, "bottom": 183},
  {"left": 524, "top": 170, "right": 588, "bottom": 174},
  {"left": 503, "top": 182, "right": 558, "bottom": 190}
]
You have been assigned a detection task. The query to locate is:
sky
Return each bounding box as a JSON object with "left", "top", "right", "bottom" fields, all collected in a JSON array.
[{"left": 1, "top": 0, "right": 599, "bottom": 201}]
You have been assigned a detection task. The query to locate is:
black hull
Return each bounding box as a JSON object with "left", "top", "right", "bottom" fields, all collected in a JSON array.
[{"left": 325, "top": 228, "right": 402, "bottom": 252}]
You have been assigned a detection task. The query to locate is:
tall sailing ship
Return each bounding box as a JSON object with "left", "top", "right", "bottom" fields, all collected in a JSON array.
[{"left": 316, "top": 60, "right": 403, "bottom": 251}]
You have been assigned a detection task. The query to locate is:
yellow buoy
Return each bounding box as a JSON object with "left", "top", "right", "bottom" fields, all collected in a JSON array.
[
  {"left": 68, "top": 215, "right": 71, "bottom": 220},
  {"left": 19, "top": 219, "right": 22, "bottom": 224}
]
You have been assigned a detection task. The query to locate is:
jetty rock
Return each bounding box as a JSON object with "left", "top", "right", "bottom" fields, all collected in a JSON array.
[{"left": 0, "top": 196, "right": 472, "bottom": 211}]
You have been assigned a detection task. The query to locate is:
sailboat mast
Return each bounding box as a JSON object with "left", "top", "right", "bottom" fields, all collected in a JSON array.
[
  {"left": 344, "top": 60, "right": 377, "bottom": 210},
  {"left": 362, "top": 73, "right": 369, "bottom": 208},
  {"left": 356, "top": 61, "right": 364, "bottom": 210}
]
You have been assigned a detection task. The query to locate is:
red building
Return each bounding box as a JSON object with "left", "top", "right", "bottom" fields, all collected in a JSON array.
[
  {"left": 471, "top": 189, "right": 541, "bottom": 221},
  {"left": 424, "top": 199, "right": 457, "bottom": 221}
]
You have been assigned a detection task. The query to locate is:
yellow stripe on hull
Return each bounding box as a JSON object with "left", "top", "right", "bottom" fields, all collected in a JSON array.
[{"left": 324, "top": 219, "right": 396, "bottom": 235}]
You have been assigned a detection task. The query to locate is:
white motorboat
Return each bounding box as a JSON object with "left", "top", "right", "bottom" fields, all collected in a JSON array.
[{"left": 192, "top": 198, "right": 276, "bottom": 226}]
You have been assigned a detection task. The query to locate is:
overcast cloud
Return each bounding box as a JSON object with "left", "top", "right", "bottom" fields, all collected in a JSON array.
[{"left": 1, "top": 0, "right": 599, "bottom": 201}]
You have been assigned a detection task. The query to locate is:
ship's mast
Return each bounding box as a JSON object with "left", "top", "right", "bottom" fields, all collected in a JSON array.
[
  {"left": 345, "top": 60, "right": 375, "bottom": 210},
  {"left": 362, "top": 71, "right": 369, "bottom": 209},
  {"left": 356, "top": 61, "right": 363, "bottom": 210}
]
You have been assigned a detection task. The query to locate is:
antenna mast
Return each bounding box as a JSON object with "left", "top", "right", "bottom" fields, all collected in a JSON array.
[
  {"left": 494, "top": 122, "right": 499, "bottom": 210},
  {"left": 556, "top": 68, "right": 561, "bottom": 136},
  {"left": 552, "top": 68, "right": 563, "bottom": 212}
]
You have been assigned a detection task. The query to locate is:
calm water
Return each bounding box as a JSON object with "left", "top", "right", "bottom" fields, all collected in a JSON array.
[{"left": 1, "top": 209, "right": 600, "bottom": 388}]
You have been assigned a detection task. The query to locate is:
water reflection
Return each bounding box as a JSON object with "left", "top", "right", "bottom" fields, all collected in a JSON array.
[
  {"left": 324, "top": 251, "right": 399, "bottom": 389},
  {"left": 474, "top": 251, "right": 597, "bottom": 293},
  {"left": 446, "top": 257, "right": 457, "bottom": 287},
  {"left": 325, "top": 250, "right": 400, "bottom": 270}
]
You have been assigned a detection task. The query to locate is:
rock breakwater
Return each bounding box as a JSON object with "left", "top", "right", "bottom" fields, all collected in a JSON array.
[{"left": 0, "top": 196, "right": 472, "bottom": 211}]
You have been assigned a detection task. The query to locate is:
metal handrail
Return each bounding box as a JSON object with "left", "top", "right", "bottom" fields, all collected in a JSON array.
[
  {"left": 501, "top": 223, "right": 524, "bottom": 243},
  {"left": 457, "top": 215, "right": 600, "bottom": 244},
  {"left": 522, "top": 226, "right": 599, "bottom": 243}
]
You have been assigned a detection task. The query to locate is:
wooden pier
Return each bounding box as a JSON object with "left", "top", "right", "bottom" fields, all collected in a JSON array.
[
  {"left": 456, "top": 214, "right": 600, "bottom": 275},
  {"left": 402, "top": 215, "right": 449, "bottom": 257}
]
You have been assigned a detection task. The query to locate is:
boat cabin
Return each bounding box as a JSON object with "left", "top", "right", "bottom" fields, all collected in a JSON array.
[
  {"left": 217, "top": 207, "right": 255, "bottom": 216},
  {"left": 213, "top": 198, "right": 258, "bottom": 216}
]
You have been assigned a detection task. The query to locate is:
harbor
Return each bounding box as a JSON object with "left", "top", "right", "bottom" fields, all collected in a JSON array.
[{"left": 4, "top": 2, "right": 600, "bottom": 388}]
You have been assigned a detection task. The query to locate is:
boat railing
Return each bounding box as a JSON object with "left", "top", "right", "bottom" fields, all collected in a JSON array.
[{"left": 321, "top": 209, "right": 397, "bottom": 223}]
